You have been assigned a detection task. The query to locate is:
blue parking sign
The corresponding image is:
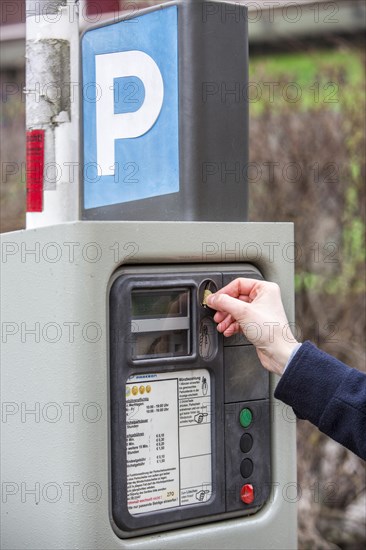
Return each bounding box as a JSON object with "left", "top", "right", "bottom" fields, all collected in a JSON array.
[{"left": 82, "top": 6, "right": 179, "bottom": 210}]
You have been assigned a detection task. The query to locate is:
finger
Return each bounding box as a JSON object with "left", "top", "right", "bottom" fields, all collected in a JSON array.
[
  {"left": 223, "top": 321, "right": 240, "bottom": 337},
  {"left": 213, "top": 278, "right": 262, "bottom": 299},
  {"left": 207, "top": 293, "right": 249, "bottom": 321},
  {"left": 213, "top": 311, "right": 231, "bottom": 324},
  {"left": 238, "top": 295, "right": 250, "bottom": 302},
  {"left": 217, "top": 315, "right": 236, "bottom": 333}
]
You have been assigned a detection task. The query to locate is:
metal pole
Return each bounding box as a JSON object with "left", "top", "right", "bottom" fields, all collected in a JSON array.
[{"left": 25, "top": 0, "right": 80, "bottom": 228}]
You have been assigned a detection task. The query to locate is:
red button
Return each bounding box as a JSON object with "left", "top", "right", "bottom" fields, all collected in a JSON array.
[{"left": 240, "top": 484, "right": 254, "bottom": 504}]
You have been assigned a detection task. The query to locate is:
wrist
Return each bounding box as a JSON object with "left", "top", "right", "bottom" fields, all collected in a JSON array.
[{"left": 271, "top": 341, "right": 300, "bottom": 376}]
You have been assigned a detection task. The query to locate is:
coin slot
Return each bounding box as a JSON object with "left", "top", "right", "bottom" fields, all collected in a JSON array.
[
  {"left": 199, "top": 280, "right": 218, "bottom": 308},
  {"left": 199, "top": 317, "right": 218, "bottom": 360}
]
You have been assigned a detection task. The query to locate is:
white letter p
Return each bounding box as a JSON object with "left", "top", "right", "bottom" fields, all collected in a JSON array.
[{"left": 95, "top": 50, "right": 164, "bottom": 176}]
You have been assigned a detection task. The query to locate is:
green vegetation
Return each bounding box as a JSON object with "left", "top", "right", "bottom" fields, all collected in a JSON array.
[
  {"left": 249, "top": 47, "right": 365, "bottom": 297},
  {"left": 249, "top": 49, "right": 365, "bottom": 113}
]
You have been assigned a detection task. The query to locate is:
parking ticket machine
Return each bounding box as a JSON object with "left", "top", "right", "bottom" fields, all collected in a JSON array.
[
  {"left": 1, "top": 0, "right": 297, "bottom": 547},
  {"left": 110, "top": 265, "right": 270, "bottom": 537}
]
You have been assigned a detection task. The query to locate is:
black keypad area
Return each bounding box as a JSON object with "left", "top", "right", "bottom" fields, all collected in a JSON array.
[{"left": 225, "top": 400, "right": 271, "bottom": 512}]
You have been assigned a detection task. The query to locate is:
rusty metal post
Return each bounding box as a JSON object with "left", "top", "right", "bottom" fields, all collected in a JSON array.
[{"left": 25, "top": 0, "right": 79, "bottom": 227}]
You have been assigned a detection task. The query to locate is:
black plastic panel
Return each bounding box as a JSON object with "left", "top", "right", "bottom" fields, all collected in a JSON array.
[
  {"left": 225, "top": 400, "right": 271, "bottom": 512},
  {"left": 222, "top": 271, "right": 263, "bottom": 347},
  {"left": 224, "top": 346, "right": 269, "bottom": 403},
  {"left": 109, "top": 265, "right": 271, "bottom": 538},
  {"left": 110, "top": 271, "right": 225, "bottom": 535}
]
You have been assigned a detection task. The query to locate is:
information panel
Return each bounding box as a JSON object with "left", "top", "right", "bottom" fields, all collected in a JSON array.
[{"left": 126, "top": 369, "right": 212, "bottom": 515}]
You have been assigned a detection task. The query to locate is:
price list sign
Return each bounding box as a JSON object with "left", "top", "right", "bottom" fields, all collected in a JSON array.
[{"left": 126, "top": 370, "right": 212, "bottom": 515}]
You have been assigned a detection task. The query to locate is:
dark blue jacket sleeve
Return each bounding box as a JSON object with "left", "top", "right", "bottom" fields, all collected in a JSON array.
[{"left": 274, "top": 341, "right": 366, "bottom": 460}]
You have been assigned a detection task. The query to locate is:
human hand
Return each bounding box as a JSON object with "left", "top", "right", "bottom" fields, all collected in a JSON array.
[{"left": 206, "top": 278, "right": 299, "bottom": 375}]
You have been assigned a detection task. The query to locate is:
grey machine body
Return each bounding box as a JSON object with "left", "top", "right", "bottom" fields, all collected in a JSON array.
[{"left": 1, "top": 221, "right": 297, "bottom": 549}]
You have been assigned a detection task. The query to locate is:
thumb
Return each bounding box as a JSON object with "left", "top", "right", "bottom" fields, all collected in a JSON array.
[{"left": 207, "top": 293, "right": 248, "bottom": 321}]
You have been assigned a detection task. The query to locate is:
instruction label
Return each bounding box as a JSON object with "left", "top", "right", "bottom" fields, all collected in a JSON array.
[{"left": 126, "top": 369, "right": 212, "bottom": 515}]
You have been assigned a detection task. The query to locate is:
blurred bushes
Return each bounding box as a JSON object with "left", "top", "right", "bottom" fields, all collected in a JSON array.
[
  {"left": 0, "top": 70, "right": 26, "bottom": 232},
  {"left": 249, "top": 46, "right": 365, "bottom": 549}
]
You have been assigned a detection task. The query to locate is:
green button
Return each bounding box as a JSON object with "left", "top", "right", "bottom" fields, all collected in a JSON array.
[{"left": 239, "top": 408, "right": 253, "bottom": 428}]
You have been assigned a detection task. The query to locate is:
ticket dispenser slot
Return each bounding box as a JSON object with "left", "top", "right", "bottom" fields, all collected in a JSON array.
[{"left": 109, "top": 265, "right": 271, "bottom": 538}]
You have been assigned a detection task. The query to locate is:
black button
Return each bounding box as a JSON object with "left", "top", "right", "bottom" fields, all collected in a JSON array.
[
  {"left": 240, "top": 458, "right": 253, "bottom": 478},
  {"left": 240, "top": 433, "right": 253, "bottom": 453}
]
